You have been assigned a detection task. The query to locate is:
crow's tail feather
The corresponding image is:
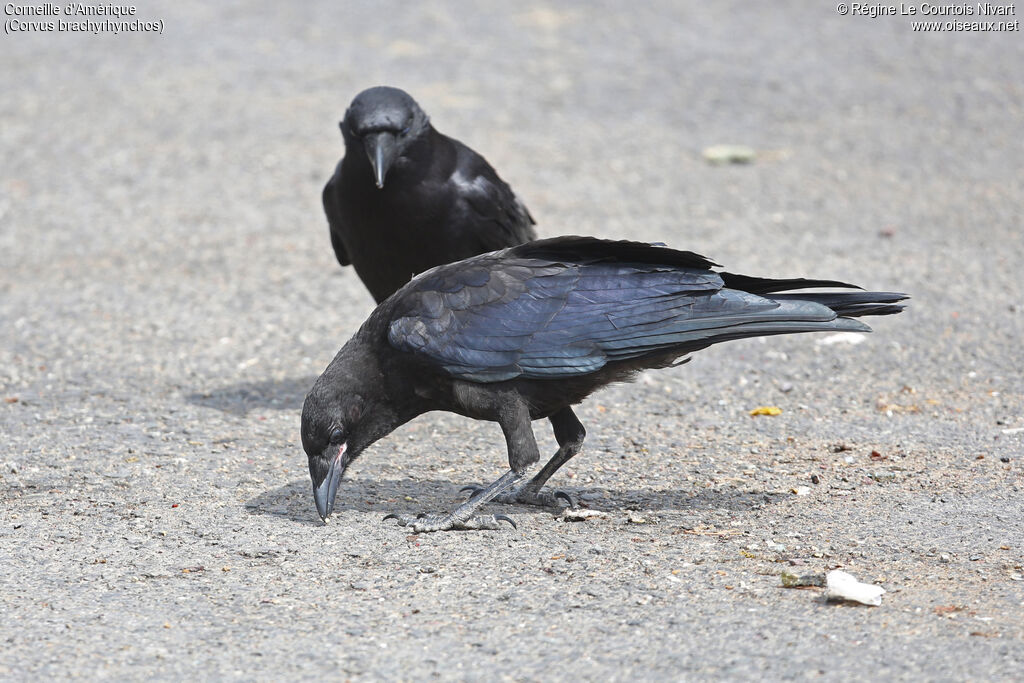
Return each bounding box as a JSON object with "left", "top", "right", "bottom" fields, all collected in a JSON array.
[
  {"left": 771, "top": 291, "right": 908, "bottom": 318},
  {"left": 720, "top": 272, "right": 860, "bottom": 295}
]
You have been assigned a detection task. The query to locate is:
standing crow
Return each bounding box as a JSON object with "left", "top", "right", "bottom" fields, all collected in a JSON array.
[
  {"left": 301, "top": 236, "right": 907, "bottom": 532},
  {"left": 322, "top": 86, "right": 536, "bottom": 303}
]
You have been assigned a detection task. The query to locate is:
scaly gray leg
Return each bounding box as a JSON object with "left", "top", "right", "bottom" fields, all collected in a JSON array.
[
  {"left": 385, "top": 392, "right": 539, "bottom": 532},
  {"left": 462, "top": 407, "right": 586, "bottom": 509}
]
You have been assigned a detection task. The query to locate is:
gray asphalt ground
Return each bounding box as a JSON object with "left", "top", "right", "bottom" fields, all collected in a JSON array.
[{"left": 2, "top": 2, "right": 1023, "bottom": 680}]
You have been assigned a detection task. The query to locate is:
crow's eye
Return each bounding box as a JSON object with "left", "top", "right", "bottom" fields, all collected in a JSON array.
[
  {"left": 402, "top": 118, "right": 413, "bottom": 135},
  {"left": 329, "top": 428, "right": 345, "bottom": 444}
]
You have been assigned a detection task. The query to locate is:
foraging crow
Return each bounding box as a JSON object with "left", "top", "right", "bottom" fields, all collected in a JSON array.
[
  {"left": 301, "top": 236, "right": 907, "bottom": 532},
  {"left": 322, "top": 86, "right": 536, "bottom": 303}
]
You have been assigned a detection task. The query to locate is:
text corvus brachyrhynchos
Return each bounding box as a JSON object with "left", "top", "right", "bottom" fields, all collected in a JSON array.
[
  {"left": 301, "top": 237, "right": 907, "bottom": 532},
  {"left": 323, "top": 86, "right": 536, "bottom": 303}
]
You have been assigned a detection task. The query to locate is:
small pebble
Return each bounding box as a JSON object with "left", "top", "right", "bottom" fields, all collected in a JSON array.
[{"left": 781, "top": 571, "right": 824, "bottom": 587}]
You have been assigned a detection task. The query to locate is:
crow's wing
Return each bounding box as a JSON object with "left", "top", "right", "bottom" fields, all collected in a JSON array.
[
  {"left": 447, "top": 140, "right": 536, "bottom": 252},
  {"left": 322, "top": 170, "right": 350, "bottom": 267},
  {"left": 387, "top": 251, "right": 855, "bottom": 383}
]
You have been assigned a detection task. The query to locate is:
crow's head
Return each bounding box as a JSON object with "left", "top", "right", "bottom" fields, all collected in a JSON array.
[
  {"left": 301, "top": 386, "right": 364, "bottom": 522},
  {"left": 301, "top": 338, "right": 405, "bottom": 522},
  {"left": 340, "top": 86, "right": 430, "bottom": 189}
]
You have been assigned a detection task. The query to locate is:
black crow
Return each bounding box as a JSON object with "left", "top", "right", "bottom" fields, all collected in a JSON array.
[
  {"left": 322, "top": 86, "right": 536, "bottom": 303},
  {"left": 301, "top": 236, "right": 907, "bottom": 532}
]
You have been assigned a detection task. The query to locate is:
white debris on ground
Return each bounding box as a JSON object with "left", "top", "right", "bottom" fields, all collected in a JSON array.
[
  {"left": 560, "top": 508, "right": 609, "bottom": 522},
  {"left": 825, "top": 570, "right": 886, "bottom": 606},
  {"left": 815, "top": 332, "right": 868, "bottom": 346},
  {"left": 702, "top": 144, "right": 756, "bottom": 164}
]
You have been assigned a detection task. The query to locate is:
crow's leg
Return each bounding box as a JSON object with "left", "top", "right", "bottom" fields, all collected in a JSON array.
[
  {"left": 517, "top": 407, "right": 586, "bottom": 503},
  {"left": 385, "top": 392, "right": 539, "bottom": 532},
  {"left": 463, "top": 407, "right": 585, "bottom": 509}
]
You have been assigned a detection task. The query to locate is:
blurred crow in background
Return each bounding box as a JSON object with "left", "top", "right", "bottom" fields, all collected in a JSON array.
[
  {"left": 323, "top": 86, "right": 536, "bottom": 303},
  {"left": 301, "top": 236, "right": 907, "bottom": 532}
]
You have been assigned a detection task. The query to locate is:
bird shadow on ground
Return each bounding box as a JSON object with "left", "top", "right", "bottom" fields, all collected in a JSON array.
[
  {"left": 186, "top": 376, "right": 318, "bottom": 416},
  {"left": 246, "top": 477, "right": 781, "bottom": 527}
]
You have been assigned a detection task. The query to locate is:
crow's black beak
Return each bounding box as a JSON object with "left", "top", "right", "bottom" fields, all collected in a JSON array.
[
  {"left": 312, "top": 443, "right": 346, "bottom": 522},
  {"left": 364, "top": 131, "right": 398, "bottom": 189}
]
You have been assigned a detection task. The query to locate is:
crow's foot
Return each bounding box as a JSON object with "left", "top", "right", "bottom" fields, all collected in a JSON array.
[
  {"left": 460, "top": 485, "right": 577, "bottom": 509},
  {"left": 383, "top": 512, "right": 517, "bottom": 533}
]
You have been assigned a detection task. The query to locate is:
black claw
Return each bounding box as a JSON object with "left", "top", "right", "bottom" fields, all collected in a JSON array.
[
  {"left": 494, "top": 514, "right": 517, "bottom": 529},
  {"left": 555, "top": 491, "right": 578, "bottom": 509},
  {"left": 460, "top": 485, "right": 482, "bottom": 500},
  {"left": 382, "top": 513, "right": 400, "bottom": 523}
]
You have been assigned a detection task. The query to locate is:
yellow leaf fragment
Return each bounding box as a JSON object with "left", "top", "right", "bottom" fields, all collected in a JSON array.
[{"left": 749, "top": 406, "right": 782, "bottom": 417}]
